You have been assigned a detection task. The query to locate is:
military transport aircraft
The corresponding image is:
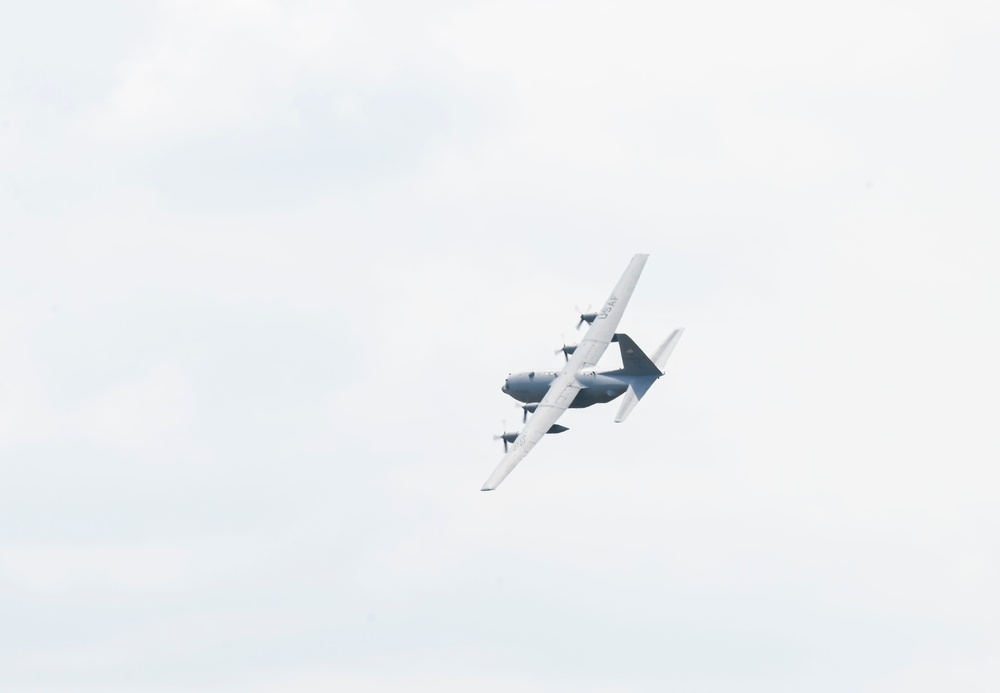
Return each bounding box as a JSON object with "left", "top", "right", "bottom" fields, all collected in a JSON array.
[{"left": 482, "top": 253, "right": 684, "bottom": 491}]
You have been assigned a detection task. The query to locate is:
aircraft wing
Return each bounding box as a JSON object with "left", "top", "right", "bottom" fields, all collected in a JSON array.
[
  {"left": 481, "top": 253, "right": 649, "bottom": 491},
  {"left": 569, "top": 253, "right": 649, "bottom": 369},
  {"left": 480, "top": 377, "right": 583, "bottom": 491}
]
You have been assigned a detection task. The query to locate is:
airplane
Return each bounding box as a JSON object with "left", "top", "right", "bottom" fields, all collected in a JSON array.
[{"left": 482, "top": 253, "right": 684, "bottom": 491}]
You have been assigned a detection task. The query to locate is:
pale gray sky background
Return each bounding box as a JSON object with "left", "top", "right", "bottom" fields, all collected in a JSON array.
[{"left": 2, "top": 1, "right": 999, "bottom": 691}]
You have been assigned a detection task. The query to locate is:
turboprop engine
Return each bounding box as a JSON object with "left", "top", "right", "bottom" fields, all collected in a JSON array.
[
  {"left": 495, "top": 419, "right": 568, "bottom": 452},
  {"left": 521, "top": 403, "right": 539, "bottom": 422},
  {"left": 575, "top": 304, "right": 598, "bottom": 329},
  {"left": 493, "top": 429, "right": 518, "bottom": 452},
  {"left": 555, "top": 342, "right": 577, "bottom": 361}
]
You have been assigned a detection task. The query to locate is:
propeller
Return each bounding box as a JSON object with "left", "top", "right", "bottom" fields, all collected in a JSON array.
[
  {"left": 554, "top": 333, "right": 578, "bottom": 362},
  {"left": 521, "top": 403, "right": 539, "bottom": 423},
  {"left": 493, "top": 421, "right": 518, "bottom": 452},
  {"left": 575, "top": 304, "right": 597, "bottom": 330}
]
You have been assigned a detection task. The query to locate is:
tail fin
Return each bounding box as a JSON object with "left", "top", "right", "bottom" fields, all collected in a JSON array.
[{"left": 612, "top": 333, "right": 661, "bottom": 376}]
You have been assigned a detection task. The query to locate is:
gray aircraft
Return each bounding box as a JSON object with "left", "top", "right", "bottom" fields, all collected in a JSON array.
[{"left": 482, "top": 253, "right": 684, "bottom": 491}]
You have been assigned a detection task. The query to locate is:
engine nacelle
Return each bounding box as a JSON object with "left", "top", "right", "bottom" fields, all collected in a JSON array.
[{"left": 556, "top": 344, "right": 577, "bottom": 360}]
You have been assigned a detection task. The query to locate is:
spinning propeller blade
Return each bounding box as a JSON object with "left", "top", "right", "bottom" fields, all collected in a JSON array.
[
  {"left": 492, "top": 420, "right": 518, "bottom": 452},
  {"left": 575, "top": 304, "right": 597, "bottom": 330},
  {"left": 521, "top": 403, "right": 539, "bottom": 423},
  {"left": 554, "top": 333, "right": 577, "bottom": 362}
]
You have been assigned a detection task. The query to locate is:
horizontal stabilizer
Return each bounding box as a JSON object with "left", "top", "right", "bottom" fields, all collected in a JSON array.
[
  {"left": 651, "top": 328, "right": 684, "bottom": 372},
  {"left": 614, "top": 377, "right": 657, "bottom": 423}
]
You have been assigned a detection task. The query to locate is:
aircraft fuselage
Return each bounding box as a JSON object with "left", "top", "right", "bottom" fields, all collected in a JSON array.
[{"left": 501, "top": 371, "right": 629, "bottom": 408}]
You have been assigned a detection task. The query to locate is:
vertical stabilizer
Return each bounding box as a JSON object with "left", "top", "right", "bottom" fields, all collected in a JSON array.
[{"left": 612, "top": 333, "right": 661, "bottom": 376}]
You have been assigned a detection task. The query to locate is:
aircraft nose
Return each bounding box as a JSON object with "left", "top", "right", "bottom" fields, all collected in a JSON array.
[{"left": 501, "top": 379, "right": 509, "bottom": 393}]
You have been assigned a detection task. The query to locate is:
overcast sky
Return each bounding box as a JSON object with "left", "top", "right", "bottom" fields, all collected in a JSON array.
[{"left": 2, "top": 1, "right": 999, "bottom": 691}]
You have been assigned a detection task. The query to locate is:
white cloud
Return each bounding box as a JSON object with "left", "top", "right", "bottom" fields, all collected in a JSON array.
[
  {"left": 2, "top": 0, "right": 1000, "bottom": 691},
  {"left": 0, "top": 544, "right": 194, "bottom": 592},
  {"left": 96, "top": 0, "right": 370, "bottom": 142},
  {"left": 71, "top": 362, "right": 196, "bottom": 455}
]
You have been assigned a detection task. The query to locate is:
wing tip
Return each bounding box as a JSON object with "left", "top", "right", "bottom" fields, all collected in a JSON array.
[{"left": 480, "top": 487, "right": 494, "bottom": 492}]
